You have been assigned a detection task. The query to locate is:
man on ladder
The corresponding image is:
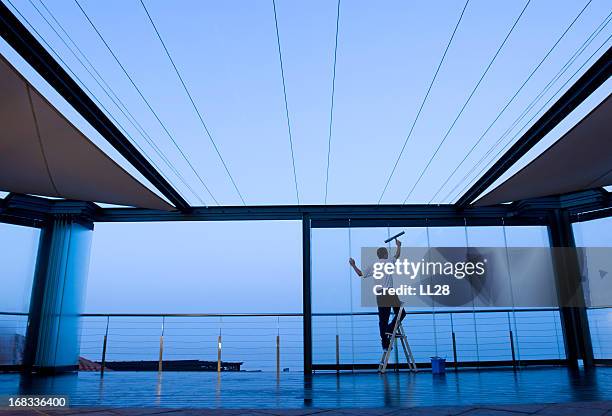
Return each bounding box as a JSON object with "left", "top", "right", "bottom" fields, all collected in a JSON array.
[{"left": 349, "top": 238, "right": 416, "bottom": 372}]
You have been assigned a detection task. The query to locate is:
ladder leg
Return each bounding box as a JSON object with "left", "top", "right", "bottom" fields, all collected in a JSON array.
[
  {"left": 398, "top": 322, "right": 417, "bottom": 372},
  {"left": 386, "top": 308, "right": 404, "bottom": 371},
  {"left": 378, "top": 337, "right": 394, "bottom": 373},
  {"left": 398, "top": 325, "right": 410, "bottom": 363},
  {"left": 379, "top": 348, "right": 388, "bottom": 373},
  {"left": 378, "top": 346, "right": 388, "bottom": 372},
  {"left": 403, "top": 333, "right": 417, "bottom": 371}
]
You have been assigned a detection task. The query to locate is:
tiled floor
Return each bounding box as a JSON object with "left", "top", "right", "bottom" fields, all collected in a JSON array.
[
  {"left": 1, "top": 367, "right": 611, "bottom": 410},
  {"left": 2, "top": 401, "right": 612, "bottom": 415}
]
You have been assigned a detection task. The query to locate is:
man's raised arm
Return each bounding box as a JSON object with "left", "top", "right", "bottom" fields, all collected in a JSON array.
[
  {"left": 349, "top": 258, "right": 364, "bottom": 277},
  {"left": 394, "top": 238, "right": 402, "bottom": 259}
]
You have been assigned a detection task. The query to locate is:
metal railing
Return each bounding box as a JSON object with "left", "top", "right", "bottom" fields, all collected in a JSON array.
[
  {"left": 0, "top": 308, "right": 572, "bottom": 371},
  {"left": 79, "top": 313, "right": 303, "bottom": 373},
  {"left": 313, "top": 308, "right": 565, "bottom": 370},
  {"left": 77, "top": 308, "right": 566, "bottom": 372}
]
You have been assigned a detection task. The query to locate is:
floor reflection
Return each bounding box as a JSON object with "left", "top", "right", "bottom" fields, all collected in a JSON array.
[{"left": 0, "top": 366, "right": 610, "bottom": 409}]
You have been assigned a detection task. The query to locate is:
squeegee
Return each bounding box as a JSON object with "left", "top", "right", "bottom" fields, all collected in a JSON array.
[{"left": 384, "top": 231, "right": 405, "bottom": 243}]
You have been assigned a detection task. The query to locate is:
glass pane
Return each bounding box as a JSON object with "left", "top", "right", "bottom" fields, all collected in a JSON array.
[
  {"left": 83, "top": 220, "right": 302, "bottom": 371},
  {"left": 575, "top": 216, "right": 612, "bottom": 359},
  {"left": 0, "top": 222, "right": 40, "bottom": 366},
  {"left": 312, "top": 225, "right": 563, "bottom": 368}
]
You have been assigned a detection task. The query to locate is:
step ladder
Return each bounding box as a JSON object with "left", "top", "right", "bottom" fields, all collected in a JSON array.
[{"left": 378, "top": 307, "right": 417, "bottom": 373}]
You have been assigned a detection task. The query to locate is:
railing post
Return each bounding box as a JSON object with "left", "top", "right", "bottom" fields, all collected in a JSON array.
[
  {"left": 217, "top": 334, "right": 222, "bottom": 373},
  {"left": 276, "top": 316, "right": 281, "bottom": 375},
  {"left": 276, "top": 334, "right": 281, "bottom": 375},
  {"left": 335, "top": 334, "right": 340, "bottom": 372},
  {"left": 302, "top": 214, "right": 313, "bottom": 374},
  {"left": 158, "top": 316, "right": 165, "bottom": 373},
  {"left": 101, "top": 316, "right": 109, "bottom": 376},
  {"left": 508, "top": 312, "right": 516, "bottom": 368},
  {"left": 450, "top": 313, "right": 458, "bottom": 370}
]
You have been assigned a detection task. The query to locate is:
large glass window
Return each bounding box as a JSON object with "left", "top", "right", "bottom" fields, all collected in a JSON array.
[
  {"left": 0, "top": 222, "right": 40, "bottom": 365},
  {"left": 312, "top": 224, "right": 563, "bottom": 368},
  {"left": 81, "top": 220, "right": 302, "bottom": 371},
  {"left": 574, "top": 216, "right": 612, "bottom": 360}
]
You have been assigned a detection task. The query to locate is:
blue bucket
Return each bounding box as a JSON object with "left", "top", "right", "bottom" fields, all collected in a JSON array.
[{"left": 431, "top": 357, "right": 446, "bottom": 374}]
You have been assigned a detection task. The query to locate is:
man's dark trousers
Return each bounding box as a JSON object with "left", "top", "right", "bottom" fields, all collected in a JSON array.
[{"left": 376, "top": 295, "right": 406, "bottom": 350}]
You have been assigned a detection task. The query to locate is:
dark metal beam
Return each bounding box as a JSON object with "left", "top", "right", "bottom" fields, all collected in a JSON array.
[
  {"left": 516, "top": 188, "right": 612, "bottom": 220},
  {"left": 573, "top": 206, "right": 612, "bottom": 223},
  {"left": 0, "top": 2, "right": 189, "bottom": 211},
  {"left": 302, "top": 214, "right": 312, "bottom": 374},
  {"left": 93, "top": 204, "right": 540, "bottom": 224},
  {"left": 0, "top": 194, "right": 96, "bottom": 228},
  {"left": 547, "top": 209, "right": 594, "bottom": 368},
  {"left": 310, "top": 217, "right": 547, "bottom": 228},
  {"left": 567, "top": 188, "right": 612, "bottom": 222},
  {"left": 3, "top": 192, "right": 612, "bottom": 227},
  {"left": 457, "top": 47, "right": 612, "bottom": 206}
]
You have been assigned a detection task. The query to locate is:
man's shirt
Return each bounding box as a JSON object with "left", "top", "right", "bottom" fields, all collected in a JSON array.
[{"left": 362, "top": 258, "right": 396, "bottom": 290}]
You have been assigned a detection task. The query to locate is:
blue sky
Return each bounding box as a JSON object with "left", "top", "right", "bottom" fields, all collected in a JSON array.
[
  {"left": 1, "top": 1, "right": 611, "bottom": 316},
  {"left": 3, "top": 218, "right": 599, "bottom": 315},
  {"left": 1, "top": 0, "right": 610, "bottom": 206}
]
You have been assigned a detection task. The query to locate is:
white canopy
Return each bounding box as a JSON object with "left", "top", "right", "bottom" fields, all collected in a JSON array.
[
  {"left": 476, "top": 94, "right": 612, "bottom": 206},
  {"left": 0, "top": 56, "right": 172, "bottom": 210}
]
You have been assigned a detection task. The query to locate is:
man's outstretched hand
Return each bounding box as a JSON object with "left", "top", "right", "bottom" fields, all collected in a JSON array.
[
  {"left": 349, "top": 258, "right": 356, "bottom": 266},
  {"left": 395, "top": 238, "right": 402, "bottom": 247}
]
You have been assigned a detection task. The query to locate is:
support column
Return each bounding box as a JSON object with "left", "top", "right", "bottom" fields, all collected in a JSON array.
[
  {"left": 23, "top": 215, "right": 93, "bottom": 373},
  {"left": 302, "top": 214, "right": 312, "bottom": 374},
  {"left": 548, "top": 209, "right": 594, "bottom": 368}
]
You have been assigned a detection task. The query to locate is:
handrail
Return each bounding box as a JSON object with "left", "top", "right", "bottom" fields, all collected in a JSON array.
[
  {"left": 0, "top": 307, "right": 573, "bottom": 371},
  {"left": 0, "top": 308, "right": 562, "bottom": 318},
  {"left": 81, "top": 313, "right": 303, "bottom": 318},
  {"left": 313, "top": 308, "right": 560, "bottom": 316}
]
